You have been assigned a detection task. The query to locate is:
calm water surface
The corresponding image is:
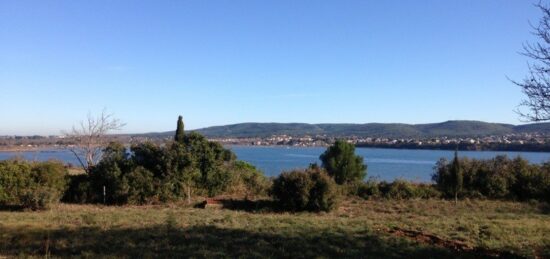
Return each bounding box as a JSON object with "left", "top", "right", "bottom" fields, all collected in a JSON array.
[{"left": 2, "top": 146, "right": 550, "bottom": 182}]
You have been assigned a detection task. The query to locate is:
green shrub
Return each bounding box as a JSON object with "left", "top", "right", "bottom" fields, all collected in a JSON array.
[
  {"left": 271, "top": 170, "right": 311, "bottom": 211},
  {"left": 89, "top": 159, "right": 128, "bottom": 204},
  {"left": 30, "top": 161, "right": 67, "bottom": 192},
  {"left": 63, "top": 174, "right": 92, "bottom": 203},
  {"left": 307, "top": 170, "right": 338, "bottom": 212},
  {"left": 203, "top": 167, "right": 233, "bottom": 197},
  {"left": 383, "top": 180, "right": 417, "bottom": 199},
  {"left": 433, "top": 155, "right": 550, "bottom": 202},
  {"left": 0, "top": 159, "right": 67, "bottom": 210},
  {"left": 271, "top": 168, "right": 338, "bottom": 212},
  {"left": 351, "top": 179, "right": 440, "bottom": 200},
  {"left": 0, "top": 159, "right": 32, "bottom": 204},
  {"left": 348, "top": 180, "right": 380, "bottom": 199},
  {"left": 64, "top": 135, "right": 268, "bottom": 205},
  {"left": 413, "top": 183, "right": 442, "bottom": 199},
  {"left": 227, "top": 161, "right": 271, "bottom": 198},
  {"left": 124, "top": 166, "right": 156, "bottom": 204},
  {"left": 20, "top": 186, "right": 60, "bottom": 210}
]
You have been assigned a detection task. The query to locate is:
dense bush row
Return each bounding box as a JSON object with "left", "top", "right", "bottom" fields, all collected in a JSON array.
[
  {"left": 3, "top": 134, "right": 549, "bottom": 212},
  {"left": 64, "top": 133, "right": 270, "bottom": 205},
  {"left": 0, "top": 137, "right": 365, "bottom": 212},
  {"left": 433, "top": 155, "right": 550, "bottom": 202},
  {"left": 0, "top": 160, "right": 67, "bottom": 210},
  {"left": 345, "top": 180, "right": 441, "bottom": 200}
]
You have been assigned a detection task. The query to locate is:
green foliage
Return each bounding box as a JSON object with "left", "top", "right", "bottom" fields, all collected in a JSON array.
[
  {"left": 0, "top": 159, "right": 68, "bottom": 210},
  {"left": 0, "top": 159, "right": 32, "bottom": 204},
  {"left": 382, "top": 180, "right": 417, "bottom": 200},
  {"left": 271, "top": 170, "right": 311, "bottom": 211},
  {"left": 124, "top": 166, "right": 156, "bottom": 205},
  {"left": 182, "top": 132, "right": 236, "bottom": 196},
  {"left": 65, "top": 142, "right": 158, "bottom": 205},
  {"left": 307, "top": 169, "right": 339, "bottom": 211},
  {"left": 381, "top": 180, "right": 441, "bottom": 200},
  {"left": 320, "top": 140, "right": 367, "bottom": 184},
  {"left": 450, "top": 151, "right": 463, "bottom": 201},
  {"left": 64, "top": 122, "right": 264, "bottom": 205},
  {"left": 175, "top": 115, "right": 185, "bottom": 143},
  {"left": 271, "top": 168, "right": 338, "bottom": 212},
  {"left": 63, "top": 174, "right": 92, "bottom": 203},
  {"left": 355, "top": 180, "right": 381, "bottom": 198},
  {"left": 203, "top": 167, "right": 232, "bottom": 197},
  {"left": 131, "top": 142, "right": 169, "bottom": 179},
  {"left": 222, "top": 161, "right": 271, "bottom": 198},
  {"left": 351, "top": 180, "right": 441, "bottom": 200},
  {"left": 19, "top": 186, "right": 60, "bottom": 210},
  {"left": 433, "top": 155, "right": 550, "bottom": 202},
  {"left": 89, "top": 157, "right": 127, "bottom": 204}
]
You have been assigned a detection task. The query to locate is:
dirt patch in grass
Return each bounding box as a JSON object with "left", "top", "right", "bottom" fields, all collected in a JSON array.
[{"left": 386, "top": 227, "right": 525, "bottom": 258}]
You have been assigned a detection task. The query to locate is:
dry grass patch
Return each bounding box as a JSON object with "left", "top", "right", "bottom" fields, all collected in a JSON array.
[{"left": 0, "top": 198, "right": 548, "bottom": 258}]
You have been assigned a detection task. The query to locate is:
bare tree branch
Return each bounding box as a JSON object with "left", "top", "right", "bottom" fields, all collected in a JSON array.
[
  {"left": 62, "top": 109, "right": 126, "bottom": 174},
  {"left": 512, "top": 2, "right": 550, "bottom": 122}
]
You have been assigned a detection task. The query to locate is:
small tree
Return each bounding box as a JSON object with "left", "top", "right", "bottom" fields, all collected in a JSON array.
[
  {"left": 320, "top": 140, "right": 367, "bottom": 184},
  {"left": 175, "top": 115, "right": 185, "bottom": 143},
  {"left": 450, "top": 150, "right": 463, "bottom": 204},
  {"left": 63, "top": 109, "right": 125, "bottom": 174}
]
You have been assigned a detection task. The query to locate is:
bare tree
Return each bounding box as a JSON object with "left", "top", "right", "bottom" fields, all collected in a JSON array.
[
  {"left": 512, "top": 2, "right": 550, "bottom": 122},
  {"left": 63, "top": 109, "right": 125, "bottom": 174}
]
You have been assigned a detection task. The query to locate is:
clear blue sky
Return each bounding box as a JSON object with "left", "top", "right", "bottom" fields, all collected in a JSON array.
[{"left": 0, "top": 0, "right": 543, "bottom": 135}]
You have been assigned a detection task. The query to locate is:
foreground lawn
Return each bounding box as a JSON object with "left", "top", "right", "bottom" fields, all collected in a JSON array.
[{"left": 0, "top": 198, "right": 548, "bottom": 258}]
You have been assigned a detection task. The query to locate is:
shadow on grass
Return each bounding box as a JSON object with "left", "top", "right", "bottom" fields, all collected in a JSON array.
[
  {"left": 193, "top": 198, "right": 279, "bottom": 213},
  {"left": 0, "top": 223, "right": 519, "bottom": 258},
  {"left": 0, "top": 204, "right": 27, "bottom": 212},
  {"left": 220, "top": 198, "right": 279, "bottom": 212},
  {"left": 537, "top": 202, "right": 550, "bottom": 214}
]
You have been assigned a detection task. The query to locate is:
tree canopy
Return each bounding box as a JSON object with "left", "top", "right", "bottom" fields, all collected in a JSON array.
[{"left": 319, "top": 140, "right": 367, "bottom": 184}]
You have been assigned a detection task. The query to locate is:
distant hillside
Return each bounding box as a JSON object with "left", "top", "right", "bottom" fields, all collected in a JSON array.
[{"left": 142, "top": 121, "right": 550, "bottom": 138}]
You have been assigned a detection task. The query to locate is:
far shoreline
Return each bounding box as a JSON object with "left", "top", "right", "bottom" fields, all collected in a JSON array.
[
  {"left": 0, "top": 146, "right": 66, "bottom": 152},
  {"left": 3, "top": 144, "right": 550, "bottom": 154}
]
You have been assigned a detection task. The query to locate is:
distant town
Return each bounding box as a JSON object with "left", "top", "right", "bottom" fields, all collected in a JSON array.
[
  {"left": 2, "top": 131, "right": 550, "bottom": 152},
  {"left": 212, "top": 132, "right": 550, "bottom": 152}
]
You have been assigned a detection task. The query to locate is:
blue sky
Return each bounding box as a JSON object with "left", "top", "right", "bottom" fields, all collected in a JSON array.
[{"left": 0, "top": 1, "right": 543, "bottom": 135}]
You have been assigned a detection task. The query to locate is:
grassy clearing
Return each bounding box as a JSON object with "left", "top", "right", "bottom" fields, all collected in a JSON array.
[{"left": 0, "top": 198, "right": 548, "bottom": 258}]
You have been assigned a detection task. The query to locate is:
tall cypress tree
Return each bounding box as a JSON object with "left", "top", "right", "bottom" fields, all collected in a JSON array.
[
  {"left": 450, "top": 150, "right": 463, "bottom": 204},
  {"left": 175, "top": 115, "right": 185, "bottom": 143}
]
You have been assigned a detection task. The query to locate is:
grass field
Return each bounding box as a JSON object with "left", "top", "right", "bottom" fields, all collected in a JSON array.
[{"left": 0, "top": 198, "right": 548, "bottom": 258}]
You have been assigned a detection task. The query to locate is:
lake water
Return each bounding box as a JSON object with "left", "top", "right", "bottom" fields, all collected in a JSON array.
[{"left": 2, "top": 147, "right": 550, "bottom": 182}]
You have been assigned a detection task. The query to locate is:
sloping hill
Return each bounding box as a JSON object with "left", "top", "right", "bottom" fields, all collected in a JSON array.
[
  {"left": 316, "top": 123, "right": 422, "bottom": 138},
  {"left": 415, "top": 121, "right": 515, "bottom": 137},
  {"left": 513, "top": 122, "right": 550, "bottom": 134},
  {"left": 194, "top": 121, "right": 523, "bottom": 138},
  {"left": 194, "top": 123, "right": 326, "bottom": 138},
  {"left": 140, "top": 121, "right": 550, "bottom": 138}
]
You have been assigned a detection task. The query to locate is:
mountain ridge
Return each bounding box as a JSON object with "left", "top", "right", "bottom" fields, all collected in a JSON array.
[{"left": 138, "top": 120, "right": 550, "bottom": 138}]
